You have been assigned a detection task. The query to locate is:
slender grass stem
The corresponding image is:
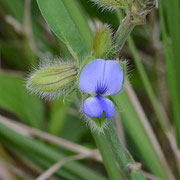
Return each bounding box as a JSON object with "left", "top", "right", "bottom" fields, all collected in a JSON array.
[
  {"left": 127, "top": 36, "right": 171, "bottom": 131},
  {"left": 159, "top": 0, "right": 180, "bottom": 147}
]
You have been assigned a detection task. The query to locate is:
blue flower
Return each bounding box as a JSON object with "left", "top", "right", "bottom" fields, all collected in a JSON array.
[{"left": 79, "top": 59, "right": 123, "bottom": 119}]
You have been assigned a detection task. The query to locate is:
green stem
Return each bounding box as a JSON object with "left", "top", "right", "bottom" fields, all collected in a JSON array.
[
  {"left": 108, "top": 15, "right": 135, "bottom": 59},
  {"left": 104, "top": 120, "right": 146, "bottom": 180},
  {"left": 92, "top": 132, "right": 123, "bottom": 180}
]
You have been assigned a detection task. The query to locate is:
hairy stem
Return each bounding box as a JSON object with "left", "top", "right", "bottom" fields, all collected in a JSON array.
[
  {"left": 104, "top": 120, "right": 146, "bottom": 180},
  {"left": 92, "top": 132, "right": 123, "bottom": 180},
  {"left": 110, "top": 15, "right": 135, "bottom": 58}
]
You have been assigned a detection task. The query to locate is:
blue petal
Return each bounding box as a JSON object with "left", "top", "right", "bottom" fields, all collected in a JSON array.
[
  {"left": 79, "top": 59, "right": 105, "bottom": 95},
  {"left": 79, "top": 59, "right": 123, "bottom": 96},
  {"left": 83, "top": 96, "right": 103, "bottom": 118},
  {"left": 102, "top": 60, "right": 124, "bottom": 96},
  {"left": 98, "top": 96, "right": 116, "bottom": 119},
  {"left": 82, "top": 96, "right": 116, "bottom": 119}
]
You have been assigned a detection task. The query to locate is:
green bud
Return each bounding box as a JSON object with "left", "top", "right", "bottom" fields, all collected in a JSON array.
[
  {"left": 92, "top": 25, "right": 111, "bottom": 58},
  {"left": 26, "top": 63, "right": 78, "bottom": 99}
]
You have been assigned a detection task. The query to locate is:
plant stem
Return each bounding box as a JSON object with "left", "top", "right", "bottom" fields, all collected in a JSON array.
[
  {"left": 108, "top": 15, "right": 135, "bottom": 59},
  {"left": 113, "top": 15, "right": 135, "bottom": 51},
  {"left": 92, "top": 132, "right": 123, "bottom": 180},
  {"left": 104, "top": 120, "right": 146, "bottom": 180}
]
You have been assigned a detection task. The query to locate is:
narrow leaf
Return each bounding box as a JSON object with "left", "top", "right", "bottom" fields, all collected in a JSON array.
[{"left": 37, "top": 0, "right": 91, "bottom": 63}]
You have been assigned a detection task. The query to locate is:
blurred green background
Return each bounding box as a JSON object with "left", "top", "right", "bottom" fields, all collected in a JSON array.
[{"left": 0, "top": 0, "right": 179, "bottom": 179}]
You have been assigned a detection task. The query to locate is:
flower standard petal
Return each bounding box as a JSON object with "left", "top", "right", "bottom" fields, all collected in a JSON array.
[
  {"left": 83, "top": 96, "right": 103, "bottom": 118},
  {"left": 101, "top": 60, "right": 124, "bottom": 96},
  {"left": 79, "top": 59, "right": 124, "bottom": 96},
  {"left": 98, "top": 96, "right": 116, "bottom": 119},
  {"left": 79, "top": 59, "right": 105, "bottom": 95}
]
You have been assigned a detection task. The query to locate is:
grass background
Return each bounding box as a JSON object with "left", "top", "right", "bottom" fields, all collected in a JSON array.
[{"left": 0, "top": 0, "right": 179, "bottom": 179}]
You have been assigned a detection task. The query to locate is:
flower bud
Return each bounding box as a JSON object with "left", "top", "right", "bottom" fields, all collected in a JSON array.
[
  {"left": 92, "top": 25, "right": 111, "bottom": 58},
  {"left": 26, "top": 63, "right": 78, "bottom": 99}
]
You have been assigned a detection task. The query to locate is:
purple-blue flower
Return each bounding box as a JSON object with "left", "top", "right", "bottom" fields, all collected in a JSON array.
[{"left": 79, "top": 59, "right": 123, "bottom": 119}]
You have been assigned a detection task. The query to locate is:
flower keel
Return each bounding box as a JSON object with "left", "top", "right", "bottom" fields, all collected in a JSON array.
[{"left": 83, "top": 96, "right": 115, "bottom": 119}]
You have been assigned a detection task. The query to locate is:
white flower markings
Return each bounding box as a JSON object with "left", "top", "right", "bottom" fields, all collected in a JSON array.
[{"left": 79, "top": 59, "right": 124, "bottom": 119}]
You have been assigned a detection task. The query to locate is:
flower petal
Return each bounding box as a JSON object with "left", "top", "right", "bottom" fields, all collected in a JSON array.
[
  {"left": 83, "top": 96, "right": 103, "bottom": 118},
  {"left": 102, "top": 60, "right": 123, "bottom": 96},
  {"left": 79, "top": 59, "right": 105, "bottom": 95},
  {"left": 79, "top": 59, "right": 123, "bottom": 96},
  {"left": 83, "top": 96, "right": 116, "bottom": 119},
  {"left": 98, "top": 96, "right": 116, "bottom": 119}
]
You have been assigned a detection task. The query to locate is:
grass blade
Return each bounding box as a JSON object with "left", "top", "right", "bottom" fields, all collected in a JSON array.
[{"left": 159, "top": 0, "right": 180, "bottom": 147}]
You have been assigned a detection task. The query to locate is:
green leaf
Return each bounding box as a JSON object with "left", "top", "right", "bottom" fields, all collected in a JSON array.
[
  {"left": 0, "top": 73, "right": 44, "bottom": 129},
  {"left": 31, "top": 0, "right": 60, "bottom": 54},
  {"left": 61, "top": 0, "right": 92, "bottom": 51},
  {"left": 37, "top": 0, "right": 92, "bottom": 63}
]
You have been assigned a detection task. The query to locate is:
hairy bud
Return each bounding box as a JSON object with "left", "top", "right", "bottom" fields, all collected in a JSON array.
[
  {"left": 92, "top": 25, "right": 111, "bottom": 58},
  {"left": 26, "top": 63, "right": 78, "bottom": 100}
]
